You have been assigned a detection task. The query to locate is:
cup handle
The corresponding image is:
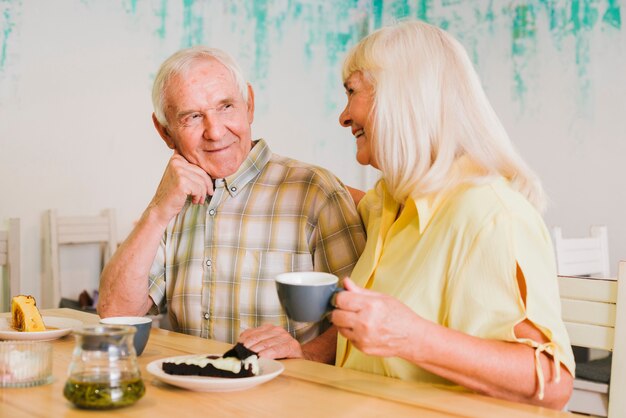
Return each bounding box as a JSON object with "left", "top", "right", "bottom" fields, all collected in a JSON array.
[
  {"left": 329, "top": 287, "right": 345, "bottom": 309},
  {"left": 323, "top": 287, "right": 345, "bottom": 324}
]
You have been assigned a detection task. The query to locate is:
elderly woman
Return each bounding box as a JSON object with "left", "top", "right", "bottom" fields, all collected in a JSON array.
[{"left": 331, "top": 20, "right": 574, "bottom": 409}]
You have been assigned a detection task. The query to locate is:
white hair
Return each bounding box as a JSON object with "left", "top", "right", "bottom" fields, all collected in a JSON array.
[
  {"left": 342, "top": 20, "right": 546, "bottom": 211},
  {"left": 152, "top": 46, "right": 249, "bottom": 126}
]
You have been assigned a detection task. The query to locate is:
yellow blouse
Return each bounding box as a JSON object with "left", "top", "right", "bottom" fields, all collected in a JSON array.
[{"left": 336, "top": 173, "right": 575, "bottom": 394}]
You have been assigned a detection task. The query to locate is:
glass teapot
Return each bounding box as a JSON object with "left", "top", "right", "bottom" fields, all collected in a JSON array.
[{"left": 64, "top": 325, "right": 145, "bottom": 409}]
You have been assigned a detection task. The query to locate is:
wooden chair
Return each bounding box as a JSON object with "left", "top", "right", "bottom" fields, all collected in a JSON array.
[
  {"left": 0, "top": 218, "right": 21, "bottom": 306},
  {"left": 553, "top": 226, "right": 612, "bottom": 363},
  {"left": 558, "top": 261, "right": 626, "bottom": 417},
  {"left": 552, "top": 226, "right": 610, "bottom": 278},
  {"left": 43, "top": 209, "right": 117, "bottom": 309}
]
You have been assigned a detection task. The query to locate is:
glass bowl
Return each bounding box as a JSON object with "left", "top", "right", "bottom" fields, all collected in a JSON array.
[{"left": 0, "top": 341, "right": 53, "bottom": 388}]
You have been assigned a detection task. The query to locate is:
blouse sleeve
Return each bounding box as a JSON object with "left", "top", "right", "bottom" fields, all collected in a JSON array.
[{"left": 444, "top": 210, "right": 575, "bottom": 399}]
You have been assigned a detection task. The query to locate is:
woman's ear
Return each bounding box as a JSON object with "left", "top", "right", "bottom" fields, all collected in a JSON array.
[{"left": 152, "top": 113, "right": 176, "bottom": 149}]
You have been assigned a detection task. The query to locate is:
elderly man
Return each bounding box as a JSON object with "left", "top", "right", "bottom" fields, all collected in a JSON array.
[{"left": 98, "top": 47, "right": 365, "bottom": 363}]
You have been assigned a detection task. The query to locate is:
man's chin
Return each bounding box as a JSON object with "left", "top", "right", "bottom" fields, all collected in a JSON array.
[{"left": 203, "top": 163, "right": 239, "bottom": 179}]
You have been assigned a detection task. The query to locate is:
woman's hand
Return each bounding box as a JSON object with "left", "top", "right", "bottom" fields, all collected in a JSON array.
[{"left": 331, "top": 279, "right": 427, "bottom": 359}]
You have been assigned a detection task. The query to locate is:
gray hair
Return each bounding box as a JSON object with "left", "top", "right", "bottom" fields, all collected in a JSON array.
[{"left": 152, "top": 46, "right": 249, "bottom": 126}]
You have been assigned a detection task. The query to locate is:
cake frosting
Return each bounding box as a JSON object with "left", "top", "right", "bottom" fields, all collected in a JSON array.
[
  {"left": 162, "top": 343, "right": 259, "bottom": 378},
  {"left": 11, "top": 295, "right": 46, "bottom": 332}
]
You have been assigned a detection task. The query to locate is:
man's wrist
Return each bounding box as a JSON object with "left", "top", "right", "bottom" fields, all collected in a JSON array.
[
  {"left": 300, "top": 345, "right": 314, "bottom": 361},
  {"left": 142, "top": 203, "right": 173, "bottom": 230},
  {"left": 301, "top": 332, "right": 337, "bottom": 364}
]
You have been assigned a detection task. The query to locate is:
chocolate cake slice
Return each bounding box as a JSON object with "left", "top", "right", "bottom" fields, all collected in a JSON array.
[{"left": 162, "top": 343, "right": 259, "bottom": 378}]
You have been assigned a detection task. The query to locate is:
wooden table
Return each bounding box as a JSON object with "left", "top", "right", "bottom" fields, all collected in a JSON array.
[{"left": 0, "top": 309, "right": 577, "bottom": 417}]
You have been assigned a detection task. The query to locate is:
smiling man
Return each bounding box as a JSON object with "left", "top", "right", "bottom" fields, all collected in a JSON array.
[{"left": 98, "top": 47, "right": 365, "bottom": 363}]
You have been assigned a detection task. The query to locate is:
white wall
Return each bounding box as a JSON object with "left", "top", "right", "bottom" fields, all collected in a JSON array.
[{"left": 1, "top": 1, "right": 624, "bottom": 310}]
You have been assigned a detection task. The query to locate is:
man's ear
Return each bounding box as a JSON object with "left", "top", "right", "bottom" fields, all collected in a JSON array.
[
  {"left": 152, "top": 113, "right": 176, "bottom": 149},
  {"left": 246, "top": 83, "right": 255, "bottom": 124}
]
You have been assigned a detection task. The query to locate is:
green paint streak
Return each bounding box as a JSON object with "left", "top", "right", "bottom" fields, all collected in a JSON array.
[
  {"left": 575, "top": 34, "right": 591, "bottom": 98},
  {"left": 272, "top": 1, "right": 290, "bottom": 40},
  {"left": 538, "top": 0, "right": 568, "bottom": 39},
  {"left": 0, "top": 3, "right": 16, "bottom": 71},
  {"left": 603, "top": 0, "right": 622, "bottom": 28},
  {"left": 485, "top": 0, "right": 495, "bottom": 31},
  {"left": 252, "top": 0, "right": 269, "bottom": 84},
  {"left": 512, "top": 4, "right": 536, "bottom": 57},
  {"left": 293, "top": 2, "right": 302, "bottom": 18},
  {"left": 89, "top": 0, "right": 622, "bottom": 115},
  {"left": 416, "top": 0, "right": 431, "bottom": 22},
  {"left": 182, "top": 0, "right": 203, "bottom": 47},
  {"left": 505, "top": 0, "right": 620, "bottom": 107},
  {"left": 229, "top": 2, "right": 239, "bottom": 36},
  {"left": 155, "top": 0, "right": 167, "bottom": 39},
  {"left": 570, "top": 0, "right": 581, "bottom": 32},
  {"left": 511, "top": 4, "right": 537, "bottom": 101},
  {"left": 182, "top": 0, "right": 193, "bottom": 47},
  {"left": 512, "top": 71, "right": 526, "bottom": 108},
  {"left": 118, "top": 0, "right": 138, "bottom": 15},
  {"left": 300, "top": 3, "right": 317, "bottom": 64},
  {"left": 391, "top": 0, "right": 410, "bottom": 19},
  {"left": 464, "top": 2, "right": 498, "bottom": 66},
  {"left": 582, "top": 0, "right": 599, "bottom": 29},
  {"left": 373, "top": 0, "right": 383, "bottom": 29}
]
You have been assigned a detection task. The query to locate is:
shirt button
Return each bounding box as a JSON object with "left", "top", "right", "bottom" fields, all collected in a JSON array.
[
  {"left": 203, "top": 313, "right": 210, "bottom": 320},
  {"left": 209, "top": 209, "right": 216, "bottom": 216},
  {"left": 230, "top": 186, "right": 237, "bottom": 192},
  {"left": 205, "top": 259, "right": 212, "bottom": 267}
]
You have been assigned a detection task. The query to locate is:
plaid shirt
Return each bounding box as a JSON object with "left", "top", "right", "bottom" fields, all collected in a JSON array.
[{"left": 148, "top": 139, "right": 365, "bottom": 344}]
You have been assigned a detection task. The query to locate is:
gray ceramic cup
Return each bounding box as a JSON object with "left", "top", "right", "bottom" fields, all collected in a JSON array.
[
  {"left": 99, "top": 316, "right": 152, "bottom": 355},
  {"left": 275, "top": 272, "right": 342, "bottom": 322}
]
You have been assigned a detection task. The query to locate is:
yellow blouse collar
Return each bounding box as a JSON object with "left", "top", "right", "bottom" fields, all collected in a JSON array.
[{"left": 391, "top": 156, "right": 486, "bottom": 234}]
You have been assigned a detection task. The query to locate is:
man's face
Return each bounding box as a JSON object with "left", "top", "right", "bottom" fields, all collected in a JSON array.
[{"left": 157, "top": 58, "right": 255, "bottom": 179}]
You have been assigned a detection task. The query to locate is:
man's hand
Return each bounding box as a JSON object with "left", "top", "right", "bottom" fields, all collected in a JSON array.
[
  {"left": 148, "top": 151, "right": 214, "bottom": 226},
  {"left": 238, "top": 324, "right": 304, "bottom": 360}
]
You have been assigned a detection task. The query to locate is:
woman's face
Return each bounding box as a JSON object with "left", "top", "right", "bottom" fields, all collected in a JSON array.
[{"left": 339, "top": 71, "right": 378, "bottom": 169}]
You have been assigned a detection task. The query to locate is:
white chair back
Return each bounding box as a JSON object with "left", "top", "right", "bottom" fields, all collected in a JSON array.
[
  {"left": 558, "top": 260, "right": 626, "bottom": 417},
  {"left": 552, "top": 226, "right": 610, "bottom": 278},
  {"left": 43, "top": 209, "right": 117, "bottom": 308},
  {"left": 0, "top": 218, "right": 20, "bottom": 308}
]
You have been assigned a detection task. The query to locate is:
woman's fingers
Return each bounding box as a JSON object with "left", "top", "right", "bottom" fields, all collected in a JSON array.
[
  {"left": 342, "top": 278, "right": 359, "bottom": 291},
  {"left": 330, "top": 307, "right": 359, "bottom": 329},
  {"left": 336, "top": 325, "right": 358, "bottom": 341},
  {"left": 334, "top": 284, "right": 381, "bottom": 312}
]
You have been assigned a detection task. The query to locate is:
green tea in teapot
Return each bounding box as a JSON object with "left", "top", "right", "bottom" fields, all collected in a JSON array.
[
  {"left": 63, "top": 373, "right": 145, "bottom": 409},
  {"left": 64, "top": 325, "right": 145, "bottom": 409}
]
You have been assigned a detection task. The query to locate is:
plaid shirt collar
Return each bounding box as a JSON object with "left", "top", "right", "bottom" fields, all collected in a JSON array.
[{"left": 219, "top": 138, "right": 271, "bottom": 197}]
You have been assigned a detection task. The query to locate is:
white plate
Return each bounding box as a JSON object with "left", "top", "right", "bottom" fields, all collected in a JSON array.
[
  {"left": 0, "top": 316, "right": 83, "bottom": 341},
  {"left": 147, "top": 354, "right": 284, "bottom": 392}
]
